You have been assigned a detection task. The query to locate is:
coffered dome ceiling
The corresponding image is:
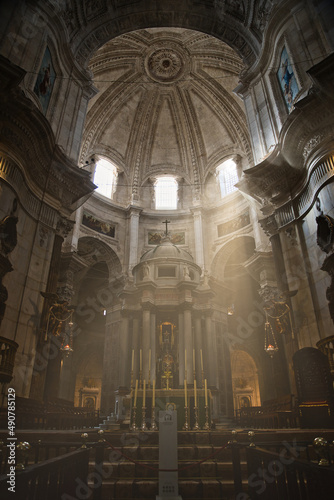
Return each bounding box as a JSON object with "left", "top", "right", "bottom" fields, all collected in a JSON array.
[{"left": 80, "top": 28, "right": 252, "bottom": 191}]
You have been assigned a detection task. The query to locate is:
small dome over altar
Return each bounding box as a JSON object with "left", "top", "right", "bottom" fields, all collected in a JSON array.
[
  {"left": 132, "top": 234, "right": 201, "bottom": 285},
  {"left": 140, "top": 235, "right": 194, "bottom": 263}
]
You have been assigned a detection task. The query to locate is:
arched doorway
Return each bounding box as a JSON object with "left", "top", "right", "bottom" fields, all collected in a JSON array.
[{"left": 231, "top": 349, "right": 261, "bottom": 412}]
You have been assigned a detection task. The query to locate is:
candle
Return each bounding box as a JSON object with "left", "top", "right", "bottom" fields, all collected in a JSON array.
[
  {"left": 205, "top": 379, "right": 208, "bottom": 406},
  {"left": 140, "top": 349, "right": 142, "bottom": 371},
  {"left": 193, "top": 349, "right": 196, "bottom": 372},
  {"left": 131, "top": 349, "right": 134, "bottom": 371},
  {"left": 184, "top": 379, "right": 187, "bottom": 406},
  {"left": 194, "top": 379, "right": 197, "bottom": 407},
  {"left": 152, "top": 379, "right": 155, "bottom": 407},
  {"left": 185, "top": 349, "right": 187, "bottom": 372},
  {"left": 143, "top": 379, "right": 146, "bottom": 407},
  {"left": 134, "top": 379, "right": 138, "bottom": 407},
  {"left": 149, "top": 349, "right": 151, "bottom": 371},
  {"left": 200, "top": 349, "right": 203, "bottom": 372}
]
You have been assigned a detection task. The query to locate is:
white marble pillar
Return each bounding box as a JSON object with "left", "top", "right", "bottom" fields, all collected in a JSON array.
[
  {"left": 132, "top": 317, "right": 140, "bottom": 384},
  {"left": 205, "top": 314, "right": 216, "bottom": 386},
  {"left": 128, "top": 208, "right": 141, "bottom": 271},
  {"left": 194, "top": 316, "right": 203, "bottom": 383},
  {"left": 192, "top": 208, "right": 205, "bottom": 270},
  {"left": 184, "top": 307, "right": 193, "bottom": 384},
  {"left": 178, "top": 311, "right": 185, "bottom": 386},
  {"left": 142, "top": 307, "right": 151, "bottom": 381},
  {"left": 119, "top": 315, "right": 130, "bottom": 387},
  {"left": 71, "top": 205, "right": 84, "bottom": 250},
  {"left": 150, "top": 310, "right": 156, "bottom": 383}
]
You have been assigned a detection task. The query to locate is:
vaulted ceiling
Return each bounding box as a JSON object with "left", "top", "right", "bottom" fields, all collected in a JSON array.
[{"left": 80, "top": 28, "right": 252, "bottom": 191}]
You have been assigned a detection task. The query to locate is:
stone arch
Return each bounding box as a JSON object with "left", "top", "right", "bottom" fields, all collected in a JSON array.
[
  {"left": 71, "top": 1, "right": 260, "bottom": 69},
  {"left": 211, "top": 235, "right": 256, "bottom": 281},
  {"left": 77, "top": 236, "right": 122, "bottom": 281}
]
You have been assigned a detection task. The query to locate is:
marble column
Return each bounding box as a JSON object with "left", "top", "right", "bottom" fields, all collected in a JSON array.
[
  {"left": 128, "top": 208, "right": 141, "bottom": 271},
  {"left": 142, "top": 307, "right": 151, "bottom": 382},
  {"left": 183, "top": 307, "right": 193, "bottom": 384},
  {"left": 194, "top": 315, "right": 203, "bottom": 384},
  {"left": 205, "top": 313, "right": 216, "bottom": 387},
  {"left": 119, "top": 315, "right": 130, "bottom": 387},
  {"left": 132, "top": 317, "right": 140, "bottom": 384},
  {"left": 178, "top": 311, "right": 185, "bottom": 386},
  {"left": 150, "top": 310, "right": 156, "bottom": 384},
  {"left": 71, "top": 205, "right": 84, "bottom": 250},
  {"left": 192, "top": 208, "right": 205, "bottom": 270}
]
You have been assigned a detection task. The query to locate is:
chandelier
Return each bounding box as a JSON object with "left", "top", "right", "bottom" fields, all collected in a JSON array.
[
  {"left": 264, "top": 312, "right": 279, "bottom": 357},
  {"left": 43, "top": 293, "right": 75, "bottom": 357}
]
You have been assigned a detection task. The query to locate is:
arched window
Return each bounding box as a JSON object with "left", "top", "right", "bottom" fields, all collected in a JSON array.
[
  {"left": 217, "top": 158, "right": 238, "bottom": 197},
  {"left": 155, "top": 177, "right": 178, "bottom": 210},
  {"left": 93, "top": 158, "right": 118, "bottom": 199}
]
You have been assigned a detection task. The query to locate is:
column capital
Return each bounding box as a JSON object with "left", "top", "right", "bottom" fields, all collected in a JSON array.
[
  {"left": 56, "top": 216, "right": 74, "bottom": 239},
  {"left": 126, "top": 206, "right": 143, "bottom": 218}
]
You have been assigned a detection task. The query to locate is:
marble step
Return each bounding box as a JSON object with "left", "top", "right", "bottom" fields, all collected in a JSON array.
[
  {"left": 88, "top": 459, "right": 247, "bottom": 479},
  {"left": 89, "top": 478, "right": 246, "bottom": 500},
  {"left": 95, "top": 443, "right": 244, "bottom": 462}
]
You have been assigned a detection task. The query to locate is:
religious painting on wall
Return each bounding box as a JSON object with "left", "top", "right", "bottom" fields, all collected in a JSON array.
[
  {"left": 277, "top": 46, "right": 299, "bottom": 111},
  {"left": 33, "top": 46, "right": 55, "bottom": 115},
  {"left": 82, "top": 211, "right": 115, "bottom": 238},
  {"left": 148, "top": 231, "right": 185, "bottom": 245}
]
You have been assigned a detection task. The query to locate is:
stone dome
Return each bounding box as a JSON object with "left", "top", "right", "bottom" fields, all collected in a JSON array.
[{"left": 140, "top": 235, "right": 194, "bottom": 263}]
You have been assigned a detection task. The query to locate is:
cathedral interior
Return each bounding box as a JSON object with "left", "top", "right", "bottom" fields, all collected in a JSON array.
[{"left": 0, "top": 1, "right": 334, "bottom": 499}]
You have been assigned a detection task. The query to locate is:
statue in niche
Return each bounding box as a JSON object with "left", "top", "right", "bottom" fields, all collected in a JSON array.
[
  {"left": 142, "top": 263, "right": 150, "bottom": 279},
  {"left": 183, "top": 265, "right": 191, "bottom": 280}
]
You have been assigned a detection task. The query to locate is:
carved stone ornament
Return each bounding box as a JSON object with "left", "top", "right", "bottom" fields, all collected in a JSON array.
[
  {"left": 258, "top": 285, "right": 280, "bottom": 305},
  {"left": 145, "top": 48, "right": 185, "bottom": 84},
  {"left": 56, "top": 217, "right": 74, "bottom": 239}
]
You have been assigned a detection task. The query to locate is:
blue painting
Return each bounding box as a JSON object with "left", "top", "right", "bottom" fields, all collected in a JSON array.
[
  {"left": 277, "top": 47, "right": 299, "bottom": 112},
  {"left": 34, "top": 47, "right": 55, "bottom": 114}
]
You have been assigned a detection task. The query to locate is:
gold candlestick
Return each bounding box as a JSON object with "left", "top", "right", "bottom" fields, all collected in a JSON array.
[
  {"left": 130, "top": 370, "right": 134, "bottom": 390},
  {"left": 151, "top": 406, "right": 157, "bottom": 430},
  {"left": 131, "top": 407, "right": 138, "bottom": 431},
  {"left": 183, "top": 406, "right": 190, "bottom": 431},
  {"left": 203, "top": 405, "right": 210, "bottom": 430},
  {"left": 141, "top": 406, "right": 147, "bottom": 431},
  {"left": 193, "top": 406, "right": 200, "bottom": 431},
  {"left": 193, "top": 349, "right": 196, "bottom": 382},
  {"left": 139, "top": 370, "right": 143, "bottom": 389},
  {"left": 148, "top": 349, "right": 151, "bottom": 388}
]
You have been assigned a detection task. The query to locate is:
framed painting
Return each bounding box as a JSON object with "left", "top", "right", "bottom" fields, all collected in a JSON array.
[
  {"left": 277, "top": 46, "right": 299, "bottom": 112},
  {"left": 34, "top": 46, "right": 55, "bottom": 114}
]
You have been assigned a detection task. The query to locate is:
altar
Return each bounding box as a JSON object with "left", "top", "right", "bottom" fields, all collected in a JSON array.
[{"left": 129, "top": 388, "right": 212, "bottom": 431}]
